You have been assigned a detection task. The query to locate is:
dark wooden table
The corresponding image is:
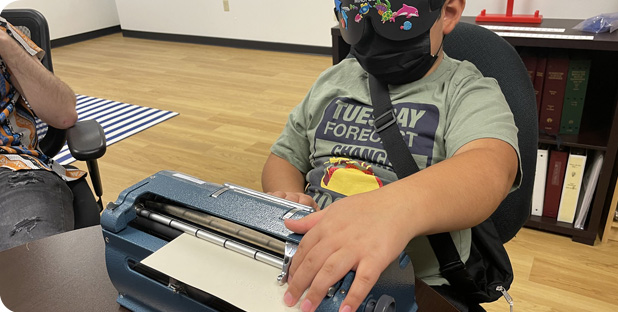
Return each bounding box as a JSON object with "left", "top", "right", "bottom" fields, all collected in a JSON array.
[
  {"left": 0, "top": 226, "right": 126, "bottom": 312},
  {"left": 0, "top": 225, "right": 456, "bottom": 311}
]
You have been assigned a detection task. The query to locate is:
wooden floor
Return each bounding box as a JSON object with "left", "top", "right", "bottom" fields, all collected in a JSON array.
[{"left": 51, "top": 33, "right": 618, "bottom": 312}]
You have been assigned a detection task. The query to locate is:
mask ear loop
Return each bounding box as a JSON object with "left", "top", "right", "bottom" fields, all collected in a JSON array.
[
  {"left": 431, "top": 35, "right": 446, "bottom": 58},
  {"left": 430, "top": 9, "right": 445, "bottom": 58}
]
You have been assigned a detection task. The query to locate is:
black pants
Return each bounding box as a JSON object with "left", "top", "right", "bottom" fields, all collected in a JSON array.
[{"left": 431, "top": 285, "right": 486, "bottom": 312}]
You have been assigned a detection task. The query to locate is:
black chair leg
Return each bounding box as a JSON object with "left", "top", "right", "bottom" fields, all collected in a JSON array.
[{"left": 86, "top": 159, "right": 104, "bottom": 212}]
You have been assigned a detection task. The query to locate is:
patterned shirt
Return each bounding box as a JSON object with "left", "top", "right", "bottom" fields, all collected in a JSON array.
[{"left": 0, "top": 17, "right": 84, "bottom": 181}]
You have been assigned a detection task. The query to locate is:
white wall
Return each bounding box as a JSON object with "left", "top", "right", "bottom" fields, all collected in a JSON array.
[
  {"left": 6, "top": 0, "right": 120, "bottom": 40},
  {"left": 114, "top": 0, "right": 618, "bottom": 48},
  {"left": 114, "top": 0, "right": 337, "bottom": 47}
]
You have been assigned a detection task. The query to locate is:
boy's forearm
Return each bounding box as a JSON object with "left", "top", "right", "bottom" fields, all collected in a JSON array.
[
  {"left": 364, "top": 138, "right": 518, "bottom": 239},
  {"left": 261, "top": 153, "right": 307, "bottom": 193},
  {"left": 0, "top": 31, "right": 77, "bottom": 129}
]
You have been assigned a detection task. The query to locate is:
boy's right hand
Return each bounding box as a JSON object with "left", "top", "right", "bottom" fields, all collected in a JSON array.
[{"left": 267, "top": 191, "right": 319, "bottom": 211}]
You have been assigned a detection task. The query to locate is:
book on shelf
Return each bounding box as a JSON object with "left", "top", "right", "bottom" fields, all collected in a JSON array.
[
  {"left": 533, "top": 52, "right": 547, "bottom": 116},
  {"left": 557, "top": 148, "right": 587, "bottom": 224},
  {"left": 531, "top": 145, "right": 550, "bottom": 217},
  {"left": 539, "top": 52, "right": 569, "bottom": 135},
  {"left": 520, "top": 49, "right": 537, "bottom": 82},
  {"left": 543, "top": 148, "right": 568, "bottom": 219},
  {"left": 559, "top": 56, "right": 591, "bottom": 135},
  {"left": 574, "top": 150, "right": 604, "bottom": 230}
]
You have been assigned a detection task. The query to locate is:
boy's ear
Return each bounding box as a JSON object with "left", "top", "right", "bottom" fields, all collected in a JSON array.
[{"left": 442, "top": 0, "right": 465, "bottom": 35}]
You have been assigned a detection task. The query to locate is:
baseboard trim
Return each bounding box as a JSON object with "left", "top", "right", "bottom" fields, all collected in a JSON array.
[
  {"left": 51, "top": 26, "right": 122, "bottom": 48},
  {"left": 121, "top": 30, "right": 332, "bottom": 56}
]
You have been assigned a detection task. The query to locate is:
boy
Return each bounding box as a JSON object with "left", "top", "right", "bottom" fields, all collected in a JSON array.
[{"left": 262, "top": 0, "right": 520, "bottom": 311}]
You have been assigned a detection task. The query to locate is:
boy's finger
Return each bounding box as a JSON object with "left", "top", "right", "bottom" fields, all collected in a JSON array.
[
  {"left": 338, "top": 261, "right": 381, "bottom": 312},
  {"left": 297, "top": 195, "right": 319, "bottom": 210},
  {"left": 267, "top": 191, "right": 286, "bottom": 199},
  {"left": 284, "top": 238, "right": 338, "bottom": 308},
  {"left": 283, "top": 209, "right": 325, "bottom": 234},
  {"left": 301, "top": 251, "right": 356, "bottom": 312}
]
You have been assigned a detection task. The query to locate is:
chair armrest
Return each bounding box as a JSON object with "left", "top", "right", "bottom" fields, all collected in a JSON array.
[{"left": 66, "top": 120, "right": 106, "bottom": 160}]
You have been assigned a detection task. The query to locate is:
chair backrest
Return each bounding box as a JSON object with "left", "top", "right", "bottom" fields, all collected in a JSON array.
[
  {"left": 2, "top": 8, "right": 67, "bottom": 157},
  {"left": 444, "top": 22, "right": 538, "bottom": 242}
]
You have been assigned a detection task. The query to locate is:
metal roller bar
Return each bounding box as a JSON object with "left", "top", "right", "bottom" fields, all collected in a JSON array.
[
  {"left": 144, "top": 200, "right": 285, "bottom": 255},
  {"left": 135, "top": 207, "right": 284, "bottom": 270}
]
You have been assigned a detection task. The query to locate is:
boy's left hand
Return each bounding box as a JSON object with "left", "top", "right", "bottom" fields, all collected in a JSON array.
[
  {"left": 267, "top": 191, "right": 319, "bottom": 211},
  {"left": 282, "top": 193, "right": 411, "bottom": 312}
]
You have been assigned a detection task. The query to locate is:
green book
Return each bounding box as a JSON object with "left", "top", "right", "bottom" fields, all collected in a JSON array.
[{"left": 559, "top": 58, "right": 591, "bottom": 134}]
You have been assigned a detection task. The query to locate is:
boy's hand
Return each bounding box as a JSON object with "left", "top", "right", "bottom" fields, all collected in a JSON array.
[
  {"left": 282, "top": 193, "right": 410, "bottom": 312},
  {"left": 267, "top": 191, "right": 319, "bottom": 211}
]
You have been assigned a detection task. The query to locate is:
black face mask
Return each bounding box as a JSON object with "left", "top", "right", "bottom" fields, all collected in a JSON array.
[{"left": 350, "top": 26, "right": 440, "bottom": 85}]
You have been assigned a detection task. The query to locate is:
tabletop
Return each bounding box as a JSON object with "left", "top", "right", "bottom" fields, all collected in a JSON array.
[{"left": 0, "top": 225, "right": 456, "bottom": 311}]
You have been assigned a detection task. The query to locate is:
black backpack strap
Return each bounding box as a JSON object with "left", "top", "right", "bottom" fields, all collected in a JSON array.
[
  {"left": 368, "top": 75, "right": 420, "bottom": 178},
  {"left": 368, "top": 74, "right": 476, "bottom": 291},
  {"left": 427, "top": 233, "right": 477, "bottom": 290}
]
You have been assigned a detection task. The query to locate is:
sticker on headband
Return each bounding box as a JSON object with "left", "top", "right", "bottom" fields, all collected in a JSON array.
[
  {"left": 375, "top": 0, "right": 393, "bottom": 23},
  {"left": 401, "top": 21, "right": 413, "bottom": 30},
  {"left": 335, "top": 0, "right": 350, "bottom": 30},
  {"left": 335, "top": 0, "right": 420, "bottom": 31}
]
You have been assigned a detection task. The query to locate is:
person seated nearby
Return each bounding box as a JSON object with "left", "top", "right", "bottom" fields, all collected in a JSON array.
[{"left": 0, "top": 17, "right": 97, "bottom": 251}]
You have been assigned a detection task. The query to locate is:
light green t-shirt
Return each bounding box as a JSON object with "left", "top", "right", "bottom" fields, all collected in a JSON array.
[{"left": 271, "top": 54, "right": 521, "bottom": 286}]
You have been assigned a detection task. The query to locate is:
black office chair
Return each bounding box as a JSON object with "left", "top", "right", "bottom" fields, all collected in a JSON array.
[
  {"left": 444, "top": 22, "right": 538, "bottom": 243},
  {"left": 2, "top": 9, "right": 107, "bottom": 228}
]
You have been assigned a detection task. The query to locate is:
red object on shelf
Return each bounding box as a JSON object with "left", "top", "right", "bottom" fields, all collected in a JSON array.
[{"left": 476, "top": 0, "right": 543, "bottom": 24}]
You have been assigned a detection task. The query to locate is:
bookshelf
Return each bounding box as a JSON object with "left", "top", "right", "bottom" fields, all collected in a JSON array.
[{"left": 330, "top": 17, "right": 618, "bottom": 245}]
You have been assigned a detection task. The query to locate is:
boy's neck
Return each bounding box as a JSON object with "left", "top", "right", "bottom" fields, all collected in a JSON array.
[{"left": 423, "top": 50, "right": 445, "bottom": 79}]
